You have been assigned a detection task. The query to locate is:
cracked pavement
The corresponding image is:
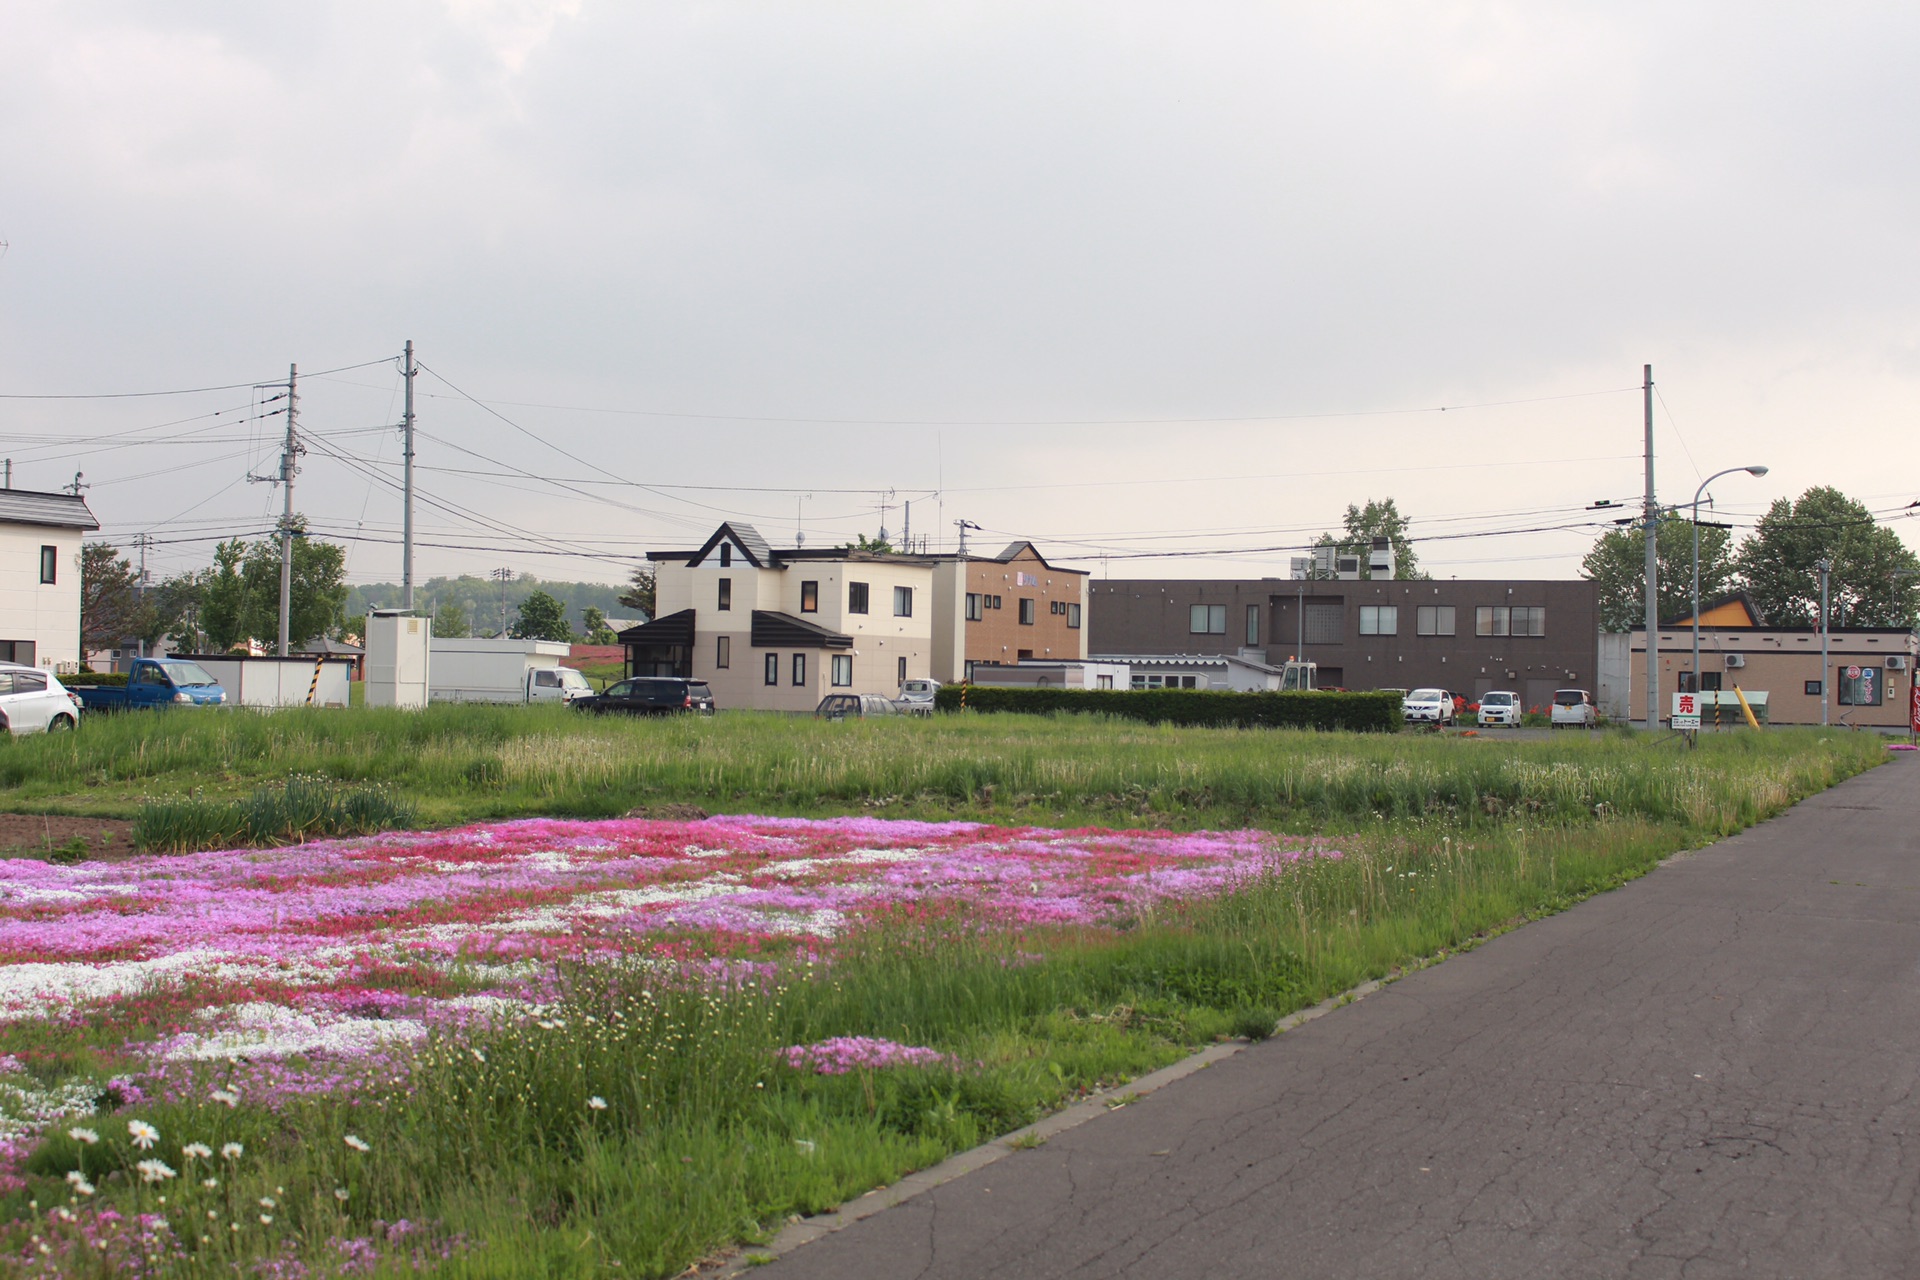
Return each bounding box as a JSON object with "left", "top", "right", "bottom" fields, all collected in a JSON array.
[{"left": 756, "top": 753, "right": 1920, "bottom": 1278}]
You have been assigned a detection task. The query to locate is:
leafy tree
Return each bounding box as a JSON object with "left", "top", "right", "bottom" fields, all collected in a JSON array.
[
  {"left": 580, "top": 606, "right": 618, "bottom": 645},
  {"left": 199, "top": 539, "right": 250, "bottom": 651},
  {"left": 1581, "top": 515, "right": 1737, "bottom": 633},
  {"left": 339, "top": 614, "right": 367, "bottom": 644},
  {"left": 432, "top": 602, "right": 470, "bottom": 638},
  {"left": 138, "top": 571, "right": 208, "bottom": 651},
  {"left": 80, "top": 544, "right": 150, "bottom": 651},
  {"left": 1735, "top": 486, "right": 1920, "bottom": 628},
  {"left": 617, "top": 565, "right": 656, "bottom": 619},
  {"left": 1312, "top": 498, "right": 1426, "bottom": 580},
  {"left": 510, "top": 590, "right": 576, "bottom": 643},
  {"left": 850, "top": 533, "right": 895, "bottom": 553}
]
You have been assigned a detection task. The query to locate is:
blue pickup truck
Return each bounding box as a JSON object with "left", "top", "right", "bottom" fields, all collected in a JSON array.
[{"left": 71, "top": 659, "right": 228, "bottom": 712}]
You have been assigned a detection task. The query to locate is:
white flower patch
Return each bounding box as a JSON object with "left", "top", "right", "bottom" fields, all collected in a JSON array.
[
  {"left": 836, "top": 847, "right": 942, "bottom": 866},
  {"left": 0, "top": 951, "right": 338, "bottom": 1023},
  {"left": 525, "top": 850, "right": 575, "bottom": 873},
  {"left": 0, "top": 1078, "right": 98, "bottom": 1143},
  {"left": 162, "top": 1003, "right": 426, "bottom": 1062}
]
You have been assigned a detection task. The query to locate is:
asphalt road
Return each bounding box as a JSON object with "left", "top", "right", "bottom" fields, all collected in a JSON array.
[{"left": 756, "top": 752, "right": 1920, "bottom": 1279}]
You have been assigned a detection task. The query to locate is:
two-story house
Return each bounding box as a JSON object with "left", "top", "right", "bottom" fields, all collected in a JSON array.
[
  {"left": 0, "top": 489, "right": 99, "bottom": 669},
  {"left": 929, "top": 542, "right": 1091, "bottom": 682},
  {"left": 626, "top": 523, "right": 936, "bottom": 712}
]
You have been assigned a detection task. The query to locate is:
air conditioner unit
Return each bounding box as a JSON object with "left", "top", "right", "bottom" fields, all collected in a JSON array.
[
  {"left": 1888, "top": 655, "right": 1908, "bottom": 671},
  {"left": 1723, "top": 654, "right": 1746, "bottom": 669},
  {"left": 1334, "top": 556, "right": 1362, "bottom": 581}
]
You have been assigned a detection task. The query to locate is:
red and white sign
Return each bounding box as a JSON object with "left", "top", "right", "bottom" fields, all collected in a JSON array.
[
  {"left": 1672, "top": 692, "right": 1702, "bottom": 729},
  {"left": 1847, "top": 665, "right": 1862, "bottom": 680},
  {"left": 1911, "top": 682, "right": 1920, "bottom": 733}
]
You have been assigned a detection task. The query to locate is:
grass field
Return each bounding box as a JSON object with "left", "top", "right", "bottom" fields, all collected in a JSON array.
[
  {"left": 0, "top": 705, "right": 1881, "bottom": 838},
  {"left": 0, "top": 711, "right": 1888, "bottom": 1276}
]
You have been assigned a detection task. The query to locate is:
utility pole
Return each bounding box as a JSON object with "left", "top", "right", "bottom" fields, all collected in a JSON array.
[
  {"left": 955, "top": 519, "right": 980, "bottom": 555},
  {"left": 491, "top": 566, "right": 514, "bottom": 637},
  {"left": 1642, "top": 364, "right": 1659, "bottom": 732},
  {"left": 3, "top": 460, "right": 10, "bottom": 489},
  {"left": 1817, "top": 558, "right": 1832, "bottom": 726},
  {"left": 278, "top": 364, "right": 300, "bottom": 658},
  {"left": 401, "top": 341, "right": 417, "bottom": 612}
]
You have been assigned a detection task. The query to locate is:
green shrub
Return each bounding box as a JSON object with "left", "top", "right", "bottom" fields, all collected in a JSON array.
[
  {"left": 58, "top": 672, "right": 127, "bottom": 687},
  {"left": 935, "top": 684, "right": 1402, "bottom": 732},
  {"left": 133, "top": 773, "right": 415, "bottom": 853}
]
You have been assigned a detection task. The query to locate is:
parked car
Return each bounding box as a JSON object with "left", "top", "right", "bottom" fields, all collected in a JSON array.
[
  {"left": 1402, "top": 688, "right": 1455, "bottom": 726},
  {"left": 573, "top": 677, "right": 715, "bottom": 716},
  {"left": 1477, "top": 690, "right": 1522, "bottom": 727},
  {"left": 0, "top": 664, "right": 80, "bottom": 735},
  {"left": 1551, "top": 688, "right": 1598, "bottom": 729},
  {"left": 68, "top": 659, "right": 226, "bottom": 713},
  {"left": 897, "top": 679, "right": 941, "bottom": 706},
  {"left": 815, "top": 694, "right": 900, "bottom": 721}
]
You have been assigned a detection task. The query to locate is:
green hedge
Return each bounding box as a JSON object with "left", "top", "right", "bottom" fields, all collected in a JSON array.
[
  {"left": 60, "top": 672, "right": 128, "bottom": 687},
  {"left": 934, "top": 684, "right": 1403, "bottom": 732}
]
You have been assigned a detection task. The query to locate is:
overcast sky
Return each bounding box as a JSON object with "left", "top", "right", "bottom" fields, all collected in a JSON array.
[{"left": 3, "top": 1, "right": 1916, "bottom": 592}]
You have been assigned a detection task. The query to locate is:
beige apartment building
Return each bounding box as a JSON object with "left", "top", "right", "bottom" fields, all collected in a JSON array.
[
  {"left": 930, "top": 542, "right": 1091, "bottom": 683},
  {"left": 626, "top": 523, "right": 935, "bottom": 712}
]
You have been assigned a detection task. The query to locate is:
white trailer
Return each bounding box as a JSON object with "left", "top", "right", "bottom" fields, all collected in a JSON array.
[
  {"left": 427, "top": 638, "right": 593, "bottom": 705},
  {"left": 187, "top": 655, "right": 355, "bottom": 709}
]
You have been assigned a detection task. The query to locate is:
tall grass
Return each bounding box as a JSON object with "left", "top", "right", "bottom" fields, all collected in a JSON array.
[
  {"left": 0, "top": 706, "right": 1887, "bottom": 836},
  {"left": 131, "top": 773, "right": 416, "bottom": 852}
]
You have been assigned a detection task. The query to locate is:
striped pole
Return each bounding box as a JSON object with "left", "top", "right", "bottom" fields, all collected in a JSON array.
[{"left": 306, "top": 656, "right": 325, "bottom": 707}]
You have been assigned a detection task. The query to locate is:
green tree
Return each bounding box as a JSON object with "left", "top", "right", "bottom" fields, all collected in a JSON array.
[
  {"left": 580, "top": 606, "right": 617, "bottom": 645},
  {"left": 1581, "top": 516, "right": 1737, "bottom": 633},
  {"left": 80, "top": 543, "right": 151, "bottom": 651},
  {"left": 199, "top": 539, "right": 250, "bottom": 651},
  {"left": 1734, "top": 486, "right": 1920, "bottom": 628},
  {"left": 236, "top": 530, "right": 349, "bottom": 649},
  {"left": 617, "top": 565, "right": 656, "bottom": 619},
  {"left": 432, "top": 602, "right": 470, "bottom": 638},
  {"left": 1312, "top": 498, "right": 1426, "bottom": 580},
  {"left": 137, "top": 571, "right": 207, "bottom": 651},
  {"left": 339, "top": 614, "right": 367, "bottom": 644},
  {"left": 510, "top": 590, "right": 576, "bottom": 643}
]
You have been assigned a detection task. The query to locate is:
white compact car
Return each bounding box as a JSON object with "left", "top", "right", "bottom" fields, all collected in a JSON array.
[
  {"left": 0, "top": 664, "right": 81, "bottom": 736},
  {"left": 1550, "top": 688, "right": 1598, "bottom": 729},
  {"left": 1402, "top": 688, "right": 1455, "bottom": 726},
  {"left": 1477, "top": 690, "right": 1522, "bottom": 727}
]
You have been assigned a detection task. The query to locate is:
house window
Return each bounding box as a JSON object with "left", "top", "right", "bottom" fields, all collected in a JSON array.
[
  {"left": 1019, "top": 598, "right": 1035, "bottom": 625},
  {"left": 1246, "top": 605, "right": 1260, "bottom": 646},
  {"left": 716, "top": 636, "right": 730, "bottom": 669},
  {"left": 1476, "top": 606, "right": 1508, "bottom": 637},
  {"left": 1416, "top": 606, "right": 1455, "bottom": 636},
  {"left": 1517, "top": 607, "right": 1546, "bottom": 636},
  {"left": 1188, "top": 604, "right": 1226, "bottom": 634},
  {"left": 1302, "top": 599, "right": 1343, "bottom": 644},
  {"left": 720, "top": 543, "right": 732, "bottom": 567},
  {"left": 801, "top": 581, "right": 819, "bottom": 613},
  {"left": 894, "top": 586, "right": 913, "bottom": 617},
  {"left": 831, "top": 654, "right": 852, "bottom": 686},
  {"left": 39, "top": 546, "right": 56, "bottom": 585},
  {"left": 990, "top": 595, "right": 1002, "bottom": 609},
  {"left": 1838, "top": 667, "right": 1882, "bottom": 705},
  {"left": 897, "top": 655, "right": 907, "bottom": 684},
  {"left": 849, "top": 582, "right": 869, "bottom": 614},
  {"left": 965, "top": 593, "right": 982, "bottom": 621},
  {"left": 1805, "top": 680, "right": 1823, "bottom": 696},
  {"left": 717, "top": 577, "right": 732, "bottom": 611},
  {"left": 1096, "top": 674, "right": 1112, "bottom": 689},
  {"left": 764, "top": 653, "right": 779, "bottom": 686},
  {"left": 1067, "top": 603, "right": 1081, "bottom": 629},
  {"left": 0, "top": 641, "right": 34, "bottom": 666},
  {"left": 792, "top": 653, "right": 807, "bottom": 686},
  {"left": 1359, "top": 606, "right": 1398, "bottom": 636}
]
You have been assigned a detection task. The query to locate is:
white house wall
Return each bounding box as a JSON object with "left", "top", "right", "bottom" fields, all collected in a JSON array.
[{"left": 0, "top": 525, "right": 84, "bottom": 669}]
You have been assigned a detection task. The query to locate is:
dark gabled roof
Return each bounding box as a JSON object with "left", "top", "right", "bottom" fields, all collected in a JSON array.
[
  {"left": 1662, "top": 590, "right": 1765, "bottom": 628},
  {"left": 650, "top": 522, "right": 776, "bottom": 568},
  {"left": 750, "top": 610, "right": 852, "bottom": 650},
  {"left": 977, "top": 540, "right": 1083, "bottom": 575},
  {"left": 0, "top": 489, "right": 99, "bottom": 531},
  {"left": 617, "top": 608, "right": 696, "bottom": 646}
]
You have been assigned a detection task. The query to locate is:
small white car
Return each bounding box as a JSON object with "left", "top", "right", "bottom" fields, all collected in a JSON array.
[
  {"left": 1550, "top": 688, "right": 1598, "bottom": 729},
  {"left": 1402, "top": 688, "right": 1455, "bottom": 726},
  {"left": 0, "top": 664, "right": 81, "bottom": 736},
  {"left": 1477, "top": 690, "right": 1522, "bottom": 727}
]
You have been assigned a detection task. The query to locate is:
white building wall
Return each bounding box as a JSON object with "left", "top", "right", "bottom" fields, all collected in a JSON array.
[{"left": 0, "top": 525, "right": 85, "bottom": 669}]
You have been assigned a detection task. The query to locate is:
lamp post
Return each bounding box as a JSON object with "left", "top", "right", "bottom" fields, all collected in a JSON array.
[
  {"left": 1817, "top": 558, "right": 1832, "bottom": 726},
  {"left": 1691, "top": 465, "right": 1768, "bottom": 718}
]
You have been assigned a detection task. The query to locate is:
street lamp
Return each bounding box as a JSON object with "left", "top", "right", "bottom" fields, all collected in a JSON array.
[{"left": 1692, "top": 466, "right": 1768, "bottom": 720}]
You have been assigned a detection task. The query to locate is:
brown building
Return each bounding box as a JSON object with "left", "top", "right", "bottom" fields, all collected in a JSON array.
[
  {"left": 930, "top": 543, "right": 1090, "bottom": 683},
  {"left": 1088, "top": 577, "right": 1601, "bottom": 704},
  {"left": 1629, "top": 593, "right": 1917, "bottom": 727}
]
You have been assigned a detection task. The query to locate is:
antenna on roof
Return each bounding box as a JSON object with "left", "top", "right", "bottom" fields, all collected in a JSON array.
[{"left": 955, "top": 519, "right": 980, "bottom": 554}]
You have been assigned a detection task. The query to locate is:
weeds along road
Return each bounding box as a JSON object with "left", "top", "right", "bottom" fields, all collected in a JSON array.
[{"left": 752, "top": 752, "right": 1920, "bottom": 1280}]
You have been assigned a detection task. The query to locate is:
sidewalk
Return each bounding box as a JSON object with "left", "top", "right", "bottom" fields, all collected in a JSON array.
[{"left": 754, "top": 753, "right": 1920, "bottom": 1279}]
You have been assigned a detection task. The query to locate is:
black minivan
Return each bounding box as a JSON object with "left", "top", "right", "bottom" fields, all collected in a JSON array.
[{"left": 574, "top": 677, "right": 716, "bottom": 716}]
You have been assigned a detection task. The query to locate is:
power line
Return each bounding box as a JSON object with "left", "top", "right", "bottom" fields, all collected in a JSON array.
[{"left": 0, "top": 357, "right": 397, "bottom": 400}]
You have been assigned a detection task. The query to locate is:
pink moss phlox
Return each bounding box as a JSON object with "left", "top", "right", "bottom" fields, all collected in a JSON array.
[{"left": 780, "top": 1036, "right": 956, "bottom": 1075}]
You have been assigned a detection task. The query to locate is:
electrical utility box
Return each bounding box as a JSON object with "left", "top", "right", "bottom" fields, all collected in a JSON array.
[{"left": 365, "top": 611, "right": 431, "bottom": 709}]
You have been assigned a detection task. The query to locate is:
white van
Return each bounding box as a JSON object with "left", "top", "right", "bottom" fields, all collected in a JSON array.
[
  {"left": 1477, "top": 691, "right": 1522, "bottom": 727},
  {"left": 1550, "top": 688, "right": 1597, "bottom": 729}
]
